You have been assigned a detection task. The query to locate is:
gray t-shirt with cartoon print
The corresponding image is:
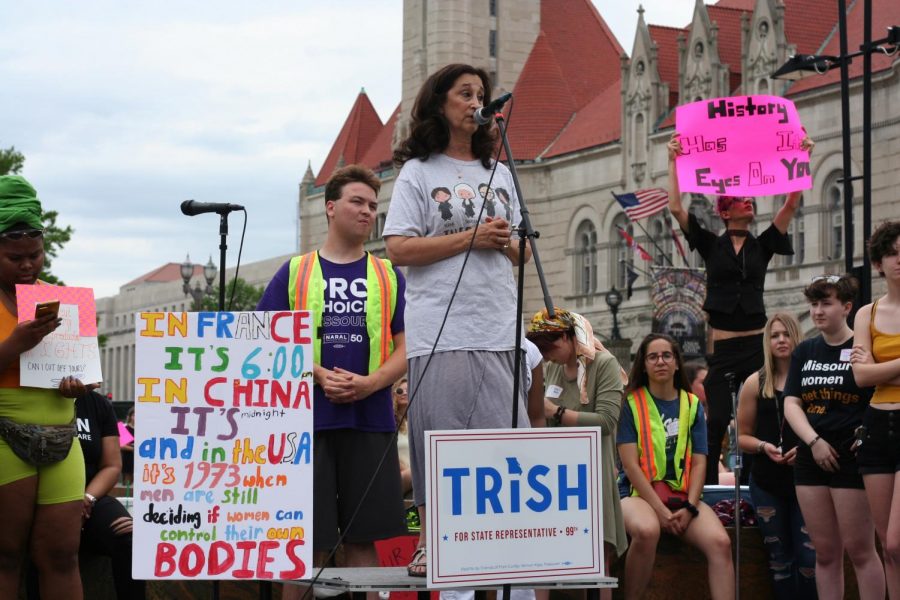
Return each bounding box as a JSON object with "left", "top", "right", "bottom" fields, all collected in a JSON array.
[{"left": 383, "top": 154, "right": 522, "bottom": 358}]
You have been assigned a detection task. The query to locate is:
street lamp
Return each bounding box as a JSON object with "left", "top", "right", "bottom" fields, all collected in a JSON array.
[
  {"left": 772, "top": 18, "right": 899, "bottom": 306},
  {"left": 605, "top": 287, "right": 623, "bottom": 341},
  {"left": 180, "top": 254, "right": 217, "bottom": 310}
]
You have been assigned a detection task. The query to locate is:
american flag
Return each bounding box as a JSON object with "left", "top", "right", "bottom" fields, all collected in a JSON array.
[{"left": 612, "top": 188, "right": 669, "bottom": 221}]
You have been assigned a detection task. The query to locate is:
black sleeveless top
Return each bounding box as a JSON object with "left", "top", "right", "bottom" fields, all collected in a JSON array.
[{"left": 750, "top": 371, "right": 798, "bottom": 498}]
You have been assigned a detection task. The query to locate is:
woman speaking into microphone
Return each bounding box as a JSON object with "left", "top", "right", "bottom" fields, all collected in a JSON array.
[{"left": 383, "top": 63, "right": 536, "bottom": 578}]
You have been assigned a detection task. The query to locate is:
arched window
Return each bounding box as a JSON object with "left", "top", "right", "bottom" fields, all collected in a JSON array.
[
  {"left": 825, "top": 172, "right": 844, "bottom": 260},
  {"left": 612, "top": 214, "right": 633, "bottom": 290},
  {"left": 368, "top": 214, "right": 387, "bottom": 242},
  {"left": 573, "top": 220, "right": 597, "bottom": 295},
  {"left": 634, "top": 113, "right": 646, "bottom": 165}
]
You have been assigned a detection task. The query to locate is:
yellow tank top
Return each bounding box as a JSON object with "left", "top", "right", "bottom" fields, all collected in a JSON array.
[{"left": 870, "top": 300, "right": 900, "bottom": 404}]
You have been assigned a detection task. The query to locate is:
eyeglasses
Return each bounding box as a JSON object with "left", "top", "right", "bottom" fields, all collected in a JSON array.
[
  {"left": 0, "top": 229, "right": 43, "bottom": 240},
  {"left": 395, "top": 388, "right": 407, "bottom": 395},
  {"left": 812, "top": 275, "right": 841, "bottom": 284},
  {"left": 645, "top": 351, "right": 675, "bottom": 364}
]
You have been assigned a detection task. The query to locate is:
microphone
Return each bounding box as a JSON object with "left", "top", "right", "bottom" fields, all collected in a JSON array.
[
  {"left": 474, "top": 92, "right": 513, "bottom": 125},
  {"left": 180, "top": 200, "right": 245, "bottom": 216}
]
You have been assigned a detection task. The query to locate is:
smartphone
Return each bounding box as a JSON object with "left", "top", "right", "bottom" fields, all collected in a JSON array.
[{"left": 34, "top": 300, "right": 60, "bottom": 319}]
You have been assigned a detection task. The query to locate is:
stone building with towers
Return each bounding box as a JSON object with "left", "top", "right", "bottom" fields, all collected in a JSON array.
[{"left": 298, "top": 0, "right": 900, "bottom": 347}]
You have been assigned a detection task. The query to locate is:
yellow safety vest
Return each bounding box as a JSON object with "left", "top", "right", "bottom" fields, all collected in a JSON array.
[
  {"left": 287, "top": 251, "right": 397, "bottom": 373},
  {"left": 626, "top": 386, "right": 699, "bottom": 494}
]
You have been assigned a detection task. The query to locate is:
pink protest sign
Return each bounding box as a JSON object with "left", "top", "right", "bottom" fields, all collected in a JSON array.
[
  {"left": 117, "top": 421, "right": 134, "bottom": 446},
  {"left": 16, "top": 284, "right": 98, "bottom": 336},
  {"left": 675, "top": 95, "right": 811, "bottom": 197},
  {"left": 16, "top": 284, "right": 103, "bottom": 387}
]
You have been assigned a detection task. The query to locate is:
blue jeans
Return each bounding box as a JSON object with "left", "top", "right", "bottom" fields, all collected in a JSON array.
[{"left": 749, "top": 475, "right": 818, "bottom": 600}]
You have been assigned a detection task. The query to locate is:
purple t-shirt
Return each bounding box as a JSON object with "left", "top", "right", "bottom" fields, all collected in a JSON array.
[{"left": 256, "top": 254, "right": 406, "bottom": 432}]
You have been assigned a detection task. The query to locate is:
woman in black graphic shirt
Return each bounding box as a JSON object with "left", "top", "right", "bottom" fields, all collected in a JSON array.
[{"left": 783, "top": 275, "right": 884, "bottom": 600}]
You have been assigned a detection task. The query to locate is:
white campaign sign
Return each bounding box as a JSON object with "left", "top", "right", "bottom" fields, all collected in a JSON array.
[
  {"left": 425, "top": 428, "right": 604, "bottom": 587},
  {"left": 132, "top": 310, "right": 314, "bottom": 580}
]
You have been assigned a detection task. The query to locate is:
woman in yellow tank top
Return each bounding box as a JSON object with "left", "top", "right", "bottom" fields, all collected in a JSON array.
[
  {"left": 851, "top": 220, "right": 900, "bottom": 599},
  {"left": 0, "top": 176, "right": 87, "bottom": 599}
]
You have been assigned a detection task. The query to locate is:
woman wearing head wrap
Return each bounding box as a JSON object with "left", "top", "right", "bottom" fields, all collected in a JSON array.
[
  {"left": 526, "top": 308, "right": 629, "bottom": 570},
  {"left": 0, "top": 175, "right": 87, "bottom": 598}
]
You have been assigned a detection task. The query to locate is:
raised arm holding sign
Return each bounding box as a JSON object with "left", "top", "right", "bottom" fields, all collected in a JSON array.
[{"left": 666, "top": 97, "right": 814, "bottom": 485}]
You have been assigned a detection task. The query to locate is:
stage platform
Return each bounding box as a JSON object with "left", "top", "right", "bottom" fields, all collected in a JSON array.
[{"left": 289, "top": 567, "right": 617, "bottom": 592}]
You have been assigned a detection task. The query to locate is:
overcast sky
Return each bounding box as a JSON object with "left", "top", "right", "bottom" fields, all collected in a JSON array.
[{"left": 0, "top": 1, "right": 696, "bottom": 298}]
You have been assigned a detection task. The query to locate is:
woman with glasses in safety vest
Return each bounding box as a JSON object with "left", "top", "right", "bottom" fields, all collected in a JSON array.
[{"left": 616, "top": 333, "right": 734, "bottom": 600}]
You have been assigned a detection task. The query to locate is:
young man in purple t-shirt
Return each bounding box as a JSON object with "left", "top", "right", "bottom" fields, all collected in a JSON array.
[{"left": 257, "top": 165, "right": 407, "bottom": 598}]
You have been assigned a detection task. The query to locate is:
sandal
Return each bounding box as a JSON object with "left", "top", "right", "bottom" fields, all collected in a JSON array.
[{"left": 407, "top": 544, "right": 427, "bottom": 578}]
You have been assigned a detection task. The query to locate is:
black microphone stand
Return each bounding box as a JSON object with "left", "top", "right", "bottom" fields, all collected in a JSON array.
[
  {"left": 183, "top": 206, "right": 231, "bottom": 600},
  {"left": 494, "top": 112, "right": 555, "bottom": 427},
  {"left": 494, "top": 112, "right": 557, "bottom": 600},
  {"left": 725, "top": 372, "right": 741, "bottom": 600},
  {"left": 217, "top": 213, "right": 228, "bottom": 311}
]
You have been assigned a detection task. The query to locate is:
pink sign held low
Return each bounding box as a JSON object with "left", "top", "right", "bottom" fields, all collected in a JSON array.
[{"left": 675, "top": 95, "right": 811, "bottom": 197}]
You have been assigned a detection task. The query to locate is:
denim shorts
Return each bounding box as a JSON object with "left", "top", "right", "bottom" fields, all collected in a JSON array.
[{"left": 857, "top": 406, "right": 900, "bottom": 475}]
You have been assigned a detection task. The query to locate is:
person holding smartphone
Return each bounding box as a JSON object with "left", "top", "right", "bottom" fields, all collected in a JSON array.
[
  {"left": 737, "top": 313, "right": 816, "bottom": 599},
  {"left": 0, "top": 175, "right": 86, "bottom": 598}
]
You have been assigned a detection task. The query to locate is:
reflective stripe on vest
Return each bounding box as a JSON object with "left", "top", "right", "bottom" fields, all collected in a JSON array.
[
  {"left": 287, "top": 251, "right": 397, "bottom": 373},
  {"left": 626, "top": 386, "right": 699, "bottom": 493}
]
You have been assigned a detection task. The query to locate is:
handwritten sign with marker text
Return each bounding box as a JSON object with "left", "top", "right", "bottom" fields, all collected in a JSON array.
[
  {"left": 133, "top": 311, "right": 314, "bottom": 581},
  {"left": 675, "top": 95, "right": 811, "bottom": 197},
  {"left": 426, "top": 428, "right": 604, "bottom": 588},
  {"left": 17, "top": 284, "right": 102, "bottom": 387}
]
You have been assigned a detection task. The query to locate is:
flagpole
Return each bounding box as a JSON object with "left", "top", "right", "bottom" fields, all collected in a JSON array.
[
  {"left": 619, "top": 259, "right": 653, "bottom": 278},
  {"left": 668, "top": 217, "right": 691, "bottom": 268},
  {"left": 611, "top": 192, "right": 674, "bottom": 267}
]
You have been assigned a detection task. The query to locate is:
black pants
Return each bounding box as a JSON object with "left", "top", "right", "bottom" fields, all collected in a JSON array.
[
  {"left": 26, "top": 496, "right": 145, "bottom": 600},
  {"left": 704, "top": 334, "right": 764, "bottom": 485}
]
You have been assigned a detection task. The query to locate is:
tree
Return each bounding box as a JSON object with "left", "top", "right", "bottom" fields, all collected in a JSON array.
[
  {"left": 199, "top": 278, "right": 264, "bottom": 311},
  {"left": 39, "top": 210, "right": 73, "bottom": 285},
  {"left": 1, "top": 145, "right": 74, "bottom": 285},
  {"left": 0, "top": 146, "right": 25, "bottom": 175}
]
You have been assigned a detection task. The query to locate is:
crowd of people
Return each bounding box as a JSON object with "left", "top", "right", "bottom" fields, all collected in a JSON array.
[{"left": 1, "top": 61, "right": 899, "bottom": 600}]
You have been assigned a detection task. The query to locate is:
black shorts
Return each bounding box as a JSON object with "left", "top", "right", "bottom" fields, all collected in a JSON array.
[
  {"left": 794, "top": 428, "right": 864, "bottom": 489},
  {"left": 313, "top": 429, "right": 407, "bottom": 551},
  {"left": 857, "top": 407, "right": 900, "bottom": 475}
]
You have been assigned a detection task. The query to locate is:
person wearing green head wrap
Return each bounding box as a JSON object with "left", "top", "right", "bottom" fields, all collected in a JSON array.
[
  {"left": 0, "top": 176, "right": 45, "bottom": 233},
  {"left": 0, "top": 174, "right": 87, "bottom": 599}
]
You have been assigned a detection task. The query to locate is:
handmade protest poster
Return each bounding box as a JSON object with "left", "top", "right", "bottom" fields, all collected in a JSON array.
[
  {"left": 425, "top": 428, "right": 607, "bottom": 588},
  {"left": 675, "top": 95, "right": 811, "bottom": 197},
  {"left": 132, "top": 310, "right": 314, "bottom": 581},
  {"left": 17, "top": 284, "right": 102, "bottom": 388}
]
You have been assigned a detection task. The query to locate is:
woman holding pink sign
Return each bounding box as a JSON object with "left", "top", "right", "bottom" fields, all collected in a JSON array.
[
  {"left": 667, "top": 132, "right": 814, "bottom": 485},
  {"left": 0, "top": 175, "right": 87, "bottom": 599}
]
